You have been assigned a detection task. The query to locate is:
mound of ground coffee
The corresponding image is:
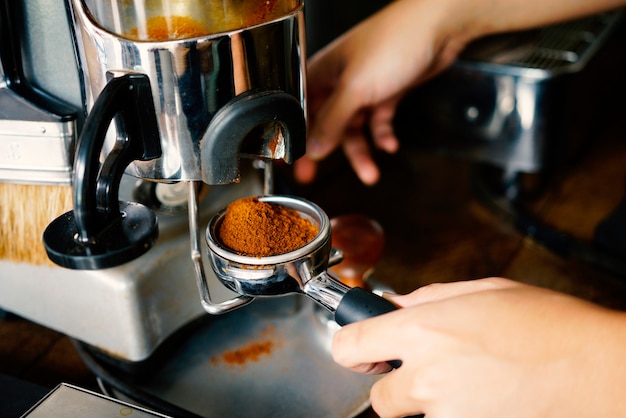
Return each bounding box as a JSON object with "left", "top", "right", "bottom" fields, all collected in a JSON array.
[{"left": 218, "top": 197, "right": 318, "bottom": 257}]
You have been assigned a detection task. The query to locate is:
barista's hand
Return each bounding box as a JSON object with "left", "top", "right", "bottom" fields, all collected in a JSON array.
[
  {"left": 294, "top": 0, "right": 626, "bottom": 185},
  {"left": 294, "top": 0, "right": 471, "bottom": 185},
  {"left": 332, "top": 277, "right": 626, "bottom": 418}
]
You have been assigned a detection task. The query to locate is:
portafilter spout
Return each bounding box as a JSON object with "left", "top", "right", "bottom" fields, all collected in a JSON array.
[{"left": 206, "top": 195, "right": 402, "bottom": 368}]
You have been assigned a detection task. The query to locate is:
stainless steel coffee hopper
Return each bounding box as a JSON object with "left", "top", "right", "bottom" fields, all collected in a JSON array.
[{"left": 206, "top": 194, "right": 402, "bottom": 369}]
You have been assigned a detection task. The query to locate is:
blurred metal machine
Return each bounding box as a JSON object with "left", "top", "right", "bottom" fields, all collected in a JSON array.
[{"left": 398, "top": 11, "right": 623, "bottom": 185}]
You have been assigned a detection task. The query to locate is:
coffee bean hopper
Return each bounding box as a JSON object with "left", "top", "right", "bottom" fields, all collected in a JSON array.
[{"left": 0, "top": 0, "right": 393, "bottom": 416}]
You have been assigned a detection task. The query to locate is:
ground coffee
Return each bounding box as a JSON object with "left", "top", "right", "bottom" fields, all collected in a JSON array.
[{"left": 218, "top": 197, "right": 318, "bottom": 257}]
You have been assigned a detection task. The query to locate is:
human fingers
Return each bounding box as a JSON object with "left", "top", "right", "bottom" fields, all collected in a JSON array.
[
  {"left": 332, "top": 308, "right": 414, "bottom": 372},
  {"left": 295, "top": 48, "right": 345, "bottom": 184},
  {"left": 332, "top": 279, "right": 524, "bottom": 375},
  {"left": 304, "top": 37, "right": 358, "bottom": 161},
  {"left": 306, "top": 81, "right": 363, "bottom": 161},
  {"left": 306, "top": 35, "right": 345, "bottom": 94},
  {"left": 305, "top": 50, "right": 341, "bottom": 124},
  {"left": 369, "top": 99, "right": 401, "bottom": 154},
  {"left": 292, "top": 154, "right": 318, "bottom": 184},
  {"left": 388, "top": 277, "right": 521, "bottom": 308},
  {"left": 343, "top": 360, "right": 393, "bottom": 375},
  {"left": 341, "top": 129, "right": 381, "bottom": 185},
  {"left": 369, "top": 369, "right": 426, "bottom": 418}
]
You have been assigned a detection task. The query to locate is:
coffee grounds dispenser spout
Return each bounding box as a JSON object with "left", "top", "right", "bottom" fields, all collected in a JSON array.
[{"left": 200, "top": 89, "right": 305, "bottom": 184}]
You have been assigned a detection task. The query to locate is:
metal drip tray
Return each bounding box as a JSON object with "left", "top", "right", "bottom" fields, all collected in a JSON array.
[{"left": 80, "top": 296, "right": 380, "bottom": 418}]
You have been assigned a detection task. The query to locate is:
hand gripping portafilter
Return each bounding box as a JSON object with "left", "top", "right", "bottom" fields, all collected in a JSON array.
[{"left": 206, "top": 195, "right": 402, "bottom": 368}]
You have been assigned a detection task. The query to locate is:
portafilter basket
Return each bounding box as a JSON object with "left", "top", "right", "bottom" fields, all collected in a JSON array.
[{"left": 206, "top": 195, "right": 401, "bottom": 368}]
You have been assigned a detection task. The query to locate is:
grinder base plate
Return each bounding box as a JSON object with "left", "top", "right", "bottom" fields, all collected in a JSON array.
[{"left": 81, "top": 296, "right": 379, "bottom": 418}]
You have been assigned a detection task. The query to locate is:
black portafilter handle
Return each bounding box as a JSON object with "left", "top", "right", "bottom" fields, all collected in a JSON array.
[
  {"left": 336, "top": 288, "right": 424, "bottom": 416},
  {"left": 43, "top": 73, "right": 162, "bottom": 270},
  {"left": 334, "top": 287, "right": 403, "bottom": 369}
]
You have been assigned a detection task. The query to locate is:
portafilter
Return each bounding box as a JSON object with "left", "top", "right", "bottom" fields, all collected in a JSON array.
[{"left": 206, "top": 195, "right": 402, "bottom": 368}]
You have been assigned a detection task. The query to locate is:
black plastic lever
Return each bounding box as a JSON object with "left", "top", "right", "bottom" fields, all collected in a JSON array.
[
  {"left": 43, "top": 73, "right": 162, "bottom": 270},
  {"left": 199, "top": 89, "right": 306, "bottom": 184}
]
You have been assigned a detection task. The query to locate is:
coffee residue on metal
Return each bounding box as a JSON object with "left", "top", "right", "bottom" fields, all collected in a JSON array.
[
  {"left": 128, "top": 15, "right": 208, "bottom": 41},
  {"left": 211, "top": 325, "right": 278, "bottom": 367},
  {"left": 125, "top": 0, "right": 298, "bottom": 41}
]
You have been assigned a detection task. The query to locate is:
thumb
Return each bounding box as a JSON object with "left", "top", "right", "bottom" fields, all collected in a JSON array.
[
  {"left": 307, "top": 85, "right": 361, "bottom": 161},
  {"left": 386, "top": 277, "right": 520, "bottom": 307}
]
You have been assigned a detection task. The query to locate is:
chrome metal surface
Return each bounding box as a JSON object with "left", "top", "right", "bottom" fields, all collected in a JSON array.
[
  {"left": 23, "top": 384, "right": 170, "bottom": 418},
  {"left": 263, "top": 160, "right": 274, "bottom": 195},
  {"left": 0, "top": 107, "right": 75, "bottom": 184},
  {"left": 99, "top": 296, "right": 379, "bottom": 418},
  {"left": 69, "top": 0, "right": 306, "bottom": 182},
  {"left": 19, "top": 0, "right": 82, "bottom": 110},
  {"left": 303, "top": 271, "right": 352, "bottom": 312},
  {"left": 0, "top": 0, "right": 77, "bottom": 184}
]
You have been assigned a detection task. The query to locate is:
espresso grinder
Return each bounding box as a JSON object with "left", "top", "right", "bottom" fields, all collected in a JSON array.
[{"left": 0, "top": 0, "right": 387, "bottom": 416}]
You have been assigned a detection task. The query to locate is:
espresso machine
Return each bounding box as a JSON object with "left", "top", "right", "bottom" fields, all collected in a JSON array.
[{"left": 0, "top": 0, "right": 382, "bottom": 416}]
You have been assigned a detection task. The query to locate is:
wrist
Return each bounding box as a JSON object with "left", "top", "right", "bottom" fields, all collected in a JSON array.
[
  {"left": 449, "top": 0, "right": 626, "bottom": 39},
  {"left": 554, "top": 307, "right": 626, "bottom": 416},
  {"left": 583, "top": 309, "right": 626, "bottom": 415}
]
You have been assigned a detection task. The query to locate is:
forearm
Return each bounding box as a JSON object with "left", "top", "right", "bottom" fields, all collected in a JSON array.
[
  {"left": 577, "top": 309, "right": 626, "bottom": 415},
  {"left": 375, "top": 0, "right": 626, "bottom": 85},
  {"left": 446, "top": 0, "right": 626, "bottom": 41}
]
